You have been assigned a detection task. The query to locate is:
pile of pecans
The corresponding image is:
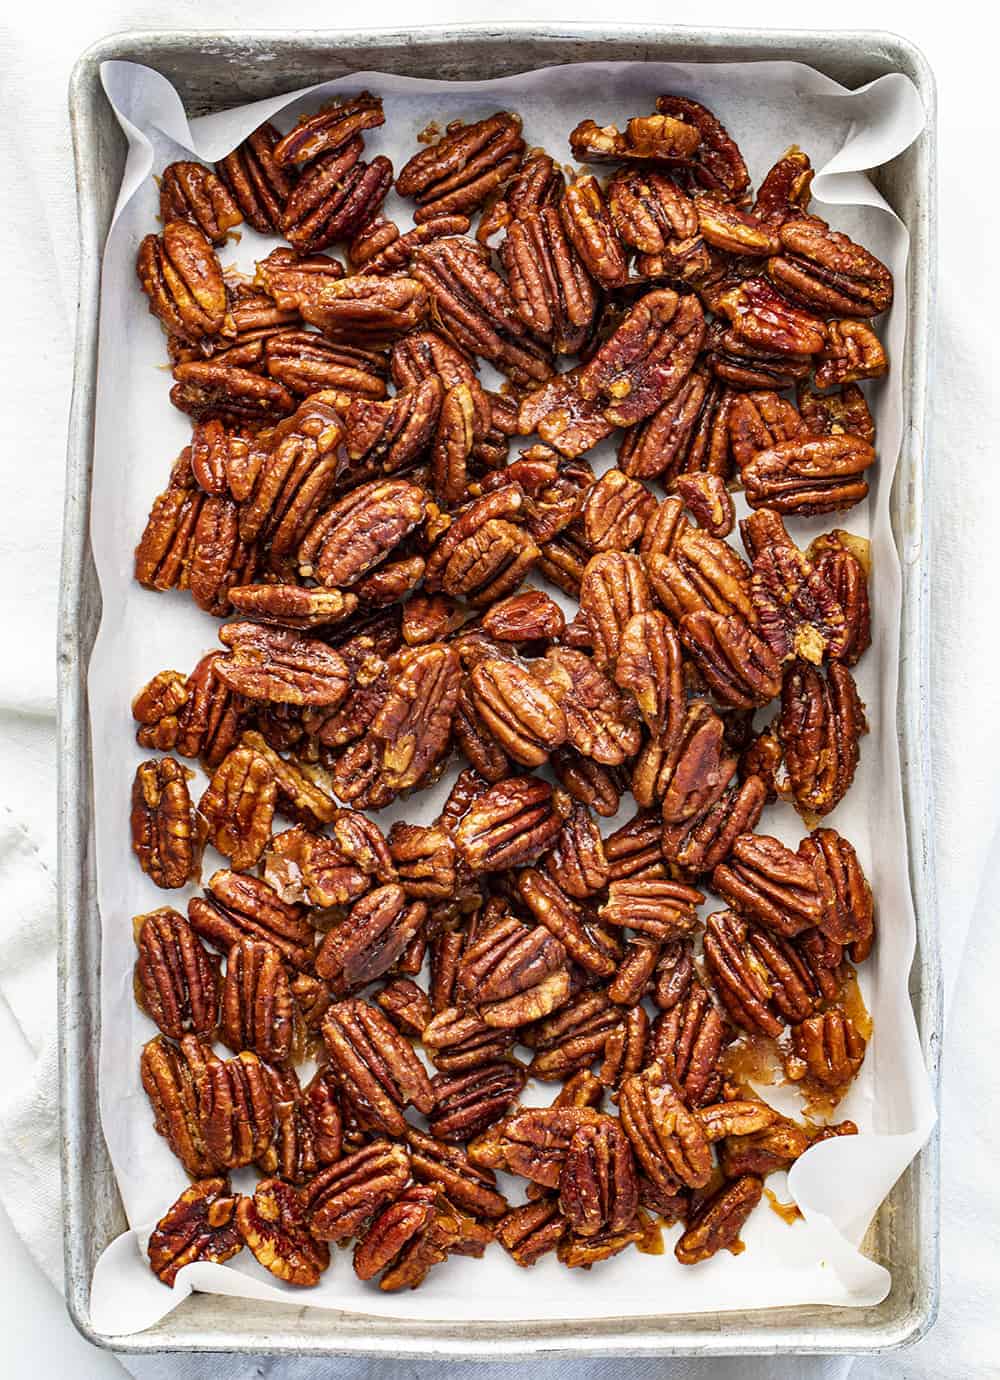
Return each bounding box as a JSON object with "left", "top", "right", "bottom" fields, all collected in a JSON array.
[{"left": 129, "top": 90, "right": 885, "bottom": 1293}]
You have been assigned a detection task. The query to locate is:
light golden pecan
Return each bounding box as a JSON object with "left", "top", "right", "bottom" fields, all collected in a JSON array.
[
  {"left": 501, "top": 206, "right": 597, "bottom": 355},
  {"left": 661, "top": 775, "right": 768, "bottom": 876},
  {"left": 410, "top": 236, "right": 551, "bottom": 385},
  {"left": 456, "top": 914, "right": 570, "bottom": 1029},
  {"left": 808, "top": 529, "right": 872, "bottom": 667},
  {"left": 545, "top": 804, "right": 609, "bottom": 899},
  {"left": 579, "top": 551, "right": 652, "bottom": 674},
  {"left": 614, "top": 610, "right": 685, "bottom": 741},
  {"left": 189, "top": 869, "right": 315, "bottom": 970},
  {"left": 787, "top": 1006, "right": 866, "bottom": 1089},
  {"left": 147, "top": 1176, "right": 242, "bottom": 1285},
  {"left": 264, "top": 330, "right": 388, "bottom": 399},
  {"left": 323, "top": 997, "right": 436, "bottom": 1135},
  {"left": 701, "top": 910, "right": 826, "bottom": 1035},
  {"left": 778, "top": 661, "right": 867, "bottom": 819},
  {"left": 599, "top": 877, "right": 703, "bottom": 943},
  {"left": 482, "top": 588, "right": 565, "bottom": 644},
  {"left": 215, "top": 622, "right": 349, "bottom": 709},
  {"left": 407, "top": 1126, "right": 509, "bottom": 1219},
  {"left": 618, "top": 1063, "right": 713, "bottom": 1191},
  {"left": 560, "top": 174, "right": 628, "bottom": 290},
  {"left": 303, "top": 1139, "right": 411, "bottom": 1242},
  {"left": 196, "top": 744, "right": 275, "bottom": 871},
  {"left": 397, "top": 112, "right": 525, "bottom": 222},
  {"left": 169, "top": 360, "right": 294, "bottom": 424},
  {"left": 137, "top": 220, "right": 231, "bottom": 344},
  {"left": 453, "top": 775, "right": 563, "bottom": 873},
  {"left": 518, "top": 867, "right": 616, "bottom": 978},
  {"left": 468, "top": 657, "right": 567, "bottom": 767},
  {"left": 742, "top": 434, "right": 876, "bottom": 516},
  {"left": 525, "top": 992, "right": 624, "bottom": 1082},
  {"left": 140, "top": 1035, "right": 215, "bottom": 1176},
  {"left": 536, "top": 646, "right": 642, "bottom": 766},
  {"left": 712, "top": 833, "right": 830, "bottom": 938},
  {"left": 769, "top": 219, "right": 893, "bottom": 317},
  {"left": 219, "top": 936, "right": 296, "bottom": 1063},
  {"left": 679, "top": 611, "right": 783, "bottom": 710},
  {"left": 160, "top": 161, "right": 242, "bottom": 243},
  {"left": 495, "top": 1197, "right": 567, "bottom": 1266},
  {"left": 134, "top": 908, "right": 220, "bottom": 1040},
  {"left": 741, "top": 508, "right": 849, "bottom": 665},
  {"left": 581, "top": 470, "right": 657, "bottom": 554},
  {"left": 753, "top": 147, "right": 813, "bottom": 226},
  {"left": 131, "top": 758, "right": 202, "bottom": 889},
  {"left": 468, "top": 1105, "right": 604, "bottom": 1187},
  {"left": 369, "top": 643, "right": 461, "bottom": 791},
  {"left": 236, "top": 1178, "right": 329, "bottom": 1286},
  {"left": 315, "top": 885, "right": 426, "bottom": 988},
  {"left": 815, "top": 319, "right": 889, "bottom": 388},
  {"left": 429, "top": 1063, "right": 528, "bottom": 1142},
  {"left": 645, "top": 522, "right": 755, "bottom": 625},
  {"left": 265, "top": 270, "right": 429, "bottom": 344},
  {"left": 651, "top": 982, "right": 731, "bottom": 1110},
  {"left": 800, "top": 827, "right": 874, "bottom": 949},
  {"left": 569, "top": 111, "right": 701, "bottom": 164},
  {"left": 674, "top": 1174, "right": 762, "bottom": 1265},
  {"left": 559, "top": 1118, "right": 638, "bottom": 1238},
  {"left": 198, "top": 1048, "right": 276, "bottom": 1171},
  {"left": 216, "top": 122, "right": 294, "bottom": 234},
  {"left": 713, "top": 276, "right": 826, "bottom": 356}
]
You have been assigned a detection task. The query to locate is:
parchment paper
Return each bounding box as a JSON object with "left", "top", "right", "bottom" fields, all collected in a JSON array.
[{"left": 84, "top": 56, "right": 933, "bottom": 1336}]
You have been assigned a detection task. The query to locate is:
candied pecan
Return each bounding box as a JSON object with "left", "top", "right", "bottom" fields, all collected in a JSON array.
[
  {"left": 496, "top": 1197, "right": 566, "bottom": 1266},
  {"left": 560, "top": 174, "right": 628, "bottom": 289},
  {"left": 407, "top": 1126, "right": 509, "bottom": 1219},
  {"left": 754, "top": 147, "right": 813, "bottom": 226},
  {"left": 424, "top": 485, "right": 540, "bottom": 605},
  {"left": 131, "top": 758, "right": 201, "bottom": 889},
  {"left": 137, "top": 220, "right": 230, "bottom": 344},
  {"left": 352, "top": 213, "right": 473, "bottom": 274},
  {"left": 526, "top": 992, "right": 624, "bottom": 1081},
  {"left": 545, "top": 804, "right": 609, "bottom": 899},
  {"left": 328, "top": 738, "right": 397, "bottom": 811},
  {"left": 241, "top": 734, "right": 339, "bottom": 829},
  {"left": 536, "top": 647, "right": 642, "bottom": 766},
  {"left": 134, "top": 474, "right": 204, "bottom": 594},
  {"left": 739, "top": 726, "right": 783, "bottom": 804},
  {"left": 518, "top": 867, "right": 616, "bottom": 978},
  {"left": 598, "top": 1004, "right": 649, "bottom": 1090},
  {"left": 602, "top": 810, "right": 665, "bottom": 885},
  {"left": 787, "top": 1007, "right": 866, "bottom": 1089},
  {"left": 214, "top": 623, "right": 350, "bottom": 712},
  {"left": 581, "top": 470, "right": 657, "bottom": 554},
  {"left": 608, "top": 168, "right": 698, "bottom": 255},
  {"left": 323, "top": 997, "right": 436, "bottom": 1135},
  {"left": 778, "top": 661, "right": 867, "bottom": 819},
  {"left": 134, "top": 908, "right": 220, "bottom": 1040},
  {"left": 160, "top": 161, "right": 242, "bottom": 244},
  {"left": 410, "top": 236, "right": 551, "bottom": 385},
  {"left": 719, "top": 1115, "right": 813, "bottom": 1178},
  {"left": 316, "top": 885, "right": 426, "bottom": 988},
  {"left": 728, "top": 389, "right": 810, "bottom": 468},
  {"left": 260, "top": 1064, "right": 337, "bottom": 1183},
  {"left": 374, "top": 977, "right": 433, "bottom": 1038},
  {"left": 578, "top": 551, "right": 651, "bottom": 674},
  {"left": 401, "top": 592, "right": 466, "bottom": 647},
  {"left": 457, "top": 915, "right": 570, "bottom": 1029},
  {"left": 140, "top": 1035, "right": 215, "bottom": 1176},
  {"left": 216, "top": 122, "right": 294, "bottom": 233},
  {"left": 351, "top": 1183, "right": 438, "bottom": 1284},
  {"left": 279, "top": 143, "right": 392, "bottom": 252},
  {"left": 342, "top": 378, "right": 443, "bottom": 476},
  {"left": 274, "top": 93, "right": 385, "bottom": 167},
  {"left": 147, "top": 1176, "right": 242, "bottom": 1285},
  {"left": 742, "top": 508, "right": 848, "bottom": 665},
  {"left": 661, "top": 775, "right": 768, "bottom": 876},
  {"left": 695, "top": 195, "right": 780, "bottom": 256},
  {"left": 482, "top": 589, "right": 565, "bottom": 644},
  {"left": 198, "top": 1048, "right": 276, "bottom": 1170},
  {"left": 369, "top": 643, "right": 460, "bottom": 791},
  {"left": 501, "top": 207, "right": 597, "bottom": 355},
  {"left": 190, "top": 869, "right": 315, "bottom": 969},
  {"left": 265, "top": 331, "right": 388, "bottom": 399},
  {"left": 536, "top": 527, "right": 593, "bottom": 595},
  {"left": 422, "top": 1006, "right": 514, "bottom": 1073},
  {"left": 454, "top": 681, "right": 512, "bottom": 782},
  {"left": 386, "top": 822, "right": 455, "bottom": 902},
  {"left": 652, "top": 939, "right": 695, "bottom": 1010},
  {"left": 713, "top": 834, "right": 829, "bottom": 938},
  {"left": 614, "top": 611, "right": 684, "bottom": 743},
  {"left": 218, "top": 936, "right": 295, "bottom": 1063},
  {"left": 808, "top": 530, "right": 872, "bottom": 666},
  {"left": 620, "top": 373, "right": 734, "bottom": 485},
  {"left": 298, "top": 479, "right": 428, "bottom": 590},
  {"left": 646, "top": 522, "right": 755, "bottom": 625},
  {"left": 558, "top": 1216, "right": 648, "bottom": 1268},
  {"left": 269, "top": 272, "right": 428, "bottom": 344},
  {"left": 174, "top": 653, "right": 247, "bottom": 767},
  {"left": 559, "top": 1118, "right": 638, "bottom": 1238},
  {"left": 702, "top": 910, "right": 825, "bottom": 1035},
  {"left": 649, "top": 983, "right": 730, "bottom": 1107},
  {"left": 674, "top": 1174, "right": 762, "bottom": 1265},
  {"left": 713, "top": 277, "right": 826, "bottom": 356},
  {"left": 800, "top": 827, "right": 873, "bottom": 949},
  {"left": 237, "top": 396, "right": 342, "bottom": 552},
  {"left": 170, "top": 361, "right": 294, "bottom": 424},
  {"left": 453, "top": 776, "right": 562, "bottom": 873},
  {"left": 196, "top": 745, "right": 275, "bottom": 871},
  {"left": 654, "top": 95, "right": 749, "bottom": 199},
  {"left": 236, "top": 1178, "right": 329, "bottom": 1286},
  {"left": 228, "top": 585, "right": 355, "bottom": 633},
  {"left": 815, "top": 319, "right": 888, "bottom": 388},
  {"left": 516, "top": 368, "right": 614, "bottom": 460},
  {"left": 635, "top": 699, "right": 736, "bottom": 823},
  {"left": 570, "top": 112, "right": 701, "bottom": 164},
  {"left": 428, "top": 381, "right": 477, "bottom": 503},
  {"left": 607, "top": 940, "right": 660, "bottom": 1006},
  {"left": 769, "top": 219, "right": 893, "bottom": 317},
  {"left": 469, "top": 1105, "right": 603, "bottom": 1187},
  {"left": 743, "top": 433, "right": 875, "bottom": 515},
  {"left": 707, "top": 328, "right": 814, "bottom": 390},
  {"left": 673, "top": 472, "right": 734, "bottom": 539},
  {"left": 429, "top": 1063, "right": 527, "bottom": 1142},
  {"left": 599, "top": 877, "right": 703, "bottom": 943},
  {"left": 303, "top": 1139, "right": 411, "bottom": 1241},
  {"left": 618, "top": 1063, "right": 713, "bottom": 1190},
  {"left": 469, "top": 657, "right": 567, "bottom": 767},
  {"left": 679, "top": 611, "right": 782, "bottom": 710},
  {"left": 477, "top": 151, "right": 564, "bottom": 243},
  {"left": 397, "top": 113, "right": 525, "bottom": 221},
  {"left": 132, "top": 671, "right": 189, "bottom": 752}
]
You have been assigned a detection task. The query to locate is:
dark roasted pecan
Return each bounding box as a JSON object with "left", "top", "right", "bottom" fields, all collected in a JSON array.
[
  {"left": 134, "top": 908, "right": 220, "bottom": 1040},
  {"left": 650, "top": 982, "right": 730, "bottom": 1107},
  {"left": 501, "top": 207, "right": 597, "bottom": 354},
  {"left": 634, "top": 699, "right": 736, "bottom": 822},
  {"left": 618, "top": 1063, "right": 713, "bottom": 1190},
  {"left": 303, "top": 1139, "right": 411, "bottom": 1241},
  {"left": 754, "top": 147, "right": 813, "bottom": 226},
  {"left": 807, "top": 529, "right": 872, "bottom": 666},
  {"left": 661, "top": 775, "right": 768, "bottom": 875},
  {"left": 545, "top": 804, "right": 609, "bottom": 898},
  {"left": 219, "top": 936, "right": 296, "bottom": 1063},
  {"left": 456, "top": 914, "right": 570, "bottom": 1029},
  {"left": 265, "top": 331, "right": 388, "bottom": 399},
  {"left": 131, "top": 758, "right": 202, "bottom": 889},
  {"left": 679, "top": 611, "right": 782, "bottom": 709},
  {"left": 148, "top": 1176, "right": 242, "bottom": 1285},
  {"left": 778, "top": 661, "right": 867, "bottom": 818},
  {"left": 674, "top": 1174, "right": 762, "bottom": 1265},
  {"left": 469, "top": 1105, "right": 603, "bottom": 1187},
  {"left": 216, "top": 622, "right": 349, "bottom": 708},
  {"left": 525, "top": 991, "right": 623, "bottom": 1081},
  {"left": 137, "top": 221, "right": 231, "bottom": 344},
  {"left": 787, "top": 1006, "right": 866, "bottom": 1088},
  {"left": 160, "top": 161, "right": 242, "bottom": 244},
  {"left": 397, "top": 113, "right": 525, "bottom": 221},
  {"left": 197, "top": 744, "right": 275, "bottom": 870},
  {"left": 742, "top": 434, "right": 875, "bottom": 515},
  {"left": 728, "top": 390, "right": 810, "bottom": 468},
  {"left": 236, "top": 1178, "right": 329, "bottom": 1286},
  {"left": 741, "top": 508, "right": 849, "bottom": 665},
  {"left": 316, "top": 885, "right": 426, "bottom": 987},
  {"left": 190, "top": 869, "right": 315, "bottom": 969},
  {"left": 560, "top": 174, "right": 629, "bottom": 289},
  {"left": 769, "top": 219, "right": 893, "bottom": 317},
  {"left": 216, "top": 122, "right": 294, "bottom": 233},
  {"left": 712, "top": 834, "right": 829, "bottom": 938},
  {"left": 551, "top": 751, "right": 626, "bottom": 820},
  {"left": 323, "top": 997, "right": 436, "bottom": 1135},
  {"left": 569, "top": 111, "right": 701, "bottom": 164},
  {"left": 536, "top": 646, "right": 642, "bottom": 766},
  {"left": 170, "top": 361, "right": 294, "bottom": 424},
  {"left": 469, "top": 657, "right": 567, "bottom": 767},
  {"left": 599, "top": 877, "right": 703, "bottom": 943},
  {"left": 559, "top": 1118, "right": 638, "bottom": 1238},
  {"left": 496, "top": 1197, "right": 567, "bottom": 1266},
  {"left": 429, "top": 1063, "right": 527, "bottom": 1142},
  {"left": 799, "top": 827, "right": 874, "bottom": 949}
]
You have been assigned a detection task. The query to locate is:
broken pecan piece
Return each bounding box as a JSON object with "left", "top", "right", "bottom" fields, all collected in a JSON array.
[
  {"left": 268, "top": 272, "right": 429, "bottom": 344},
  {"left": 674, "top": 1174, "right": 762, "bottom": 1265},
  {"left": 237, "top": 1178, "right": 330, "bottom": 1286},
  {"left": 570, "top": 112, "right": 701, "bottom": 164},
  {"left": 131, "top": 758, "right": 202, "bottom": 889}
]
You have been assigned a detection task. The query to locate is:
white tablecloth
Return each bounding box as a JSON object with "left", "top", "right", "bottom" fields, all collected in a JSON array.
[{"left": 1, "top": 2, "right": 996, "bottom": 1376}]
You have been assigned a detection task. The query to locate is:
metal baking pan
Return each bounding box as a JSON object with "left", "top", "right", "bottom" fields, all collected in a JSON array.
[{"left": 59, "top": 23, "right": 939, "bottom": 1358}]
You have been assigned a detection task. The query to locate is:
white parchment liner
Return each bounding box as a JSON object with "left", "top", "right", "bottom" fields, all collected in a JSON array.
[{"left": 84, "top": 56, "right": 933, "bottom": 1336}]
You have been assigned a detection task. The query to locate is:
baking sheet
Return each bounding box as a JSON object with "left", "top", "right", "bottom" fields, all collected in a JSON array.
[{"left": 84, "top": 57, "right": 933, "bottom": 1336}]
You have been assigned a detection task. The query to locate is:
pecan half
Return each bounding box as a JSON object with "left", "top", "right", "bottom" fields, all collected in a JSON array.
[
  {"left": 815, "top": 319, "right": 889, "bottom": 388},
  {"left": 582, "top": 470, "right": 657, "bottom": 554},
  {"left": 754, "top": 148, "right": 813, "bottom": 226},
  {"left": 579, "top": 551, "right": 651, "bottom": 674},
  {"left": 216, "top": 123, "right": 294, "bottom": 234},
  {"left": 800, "top": 827, "right": 874, "bottom": 949},
  {"left": 457, "top": 914, "right": 570, "bottom": 1028},
  {"left": 199, "top": 1049, "right": 276, "bottom": 1170},
  {"left": 170, "top": 360, "right": 294, "bottom": 424},
  {"left": 482, "top": 588, "right": 565, "bottom": 644},
  {"left": 679, "top": 611, "right": 782, "bottom": 709},
  {"left": 742, "top": 508, "right": 848, "bottom": 665},
  {"left": 369, "top": 643, "right": 461, "bottom": 791},
  {"left": 769, "top": 219, "right": 893, "bottom": 317},
  {"left": 661, "top": 775, "right": 768, "bottom": 876},
  {"left": 190, "top": 869, "right": 316, "bottom": 970},
  {"left": 137, "top": 221, "right": 230, "bottom": 343},
  {"left": 316, "top": 885, "right": 426, "bottom": 988},
  {"left": 559, "top": 1118, "right": 638, "bottom": 1238},
  {"left": 787, "top": 1006, "right": 866, "bottom": 1088},
  {"left": 265, "top": 331, "right": 388, "bottom": 399},
  {"left": 646, "top": 523, "right": 755, "bottom": 625},
  {"left": 469, "top": 1106, "right": 604, "bottom": 1187},
  {"left": 134, "top": 908, "right": 220, "bottom": 1040},
  {"left": 713, "top": 277, "right": 826, "bottom": 357},
  {"left": 702, "top": 910, "right": 827, "bottom": 1035},
  {"left": 397, "top": 113, "right": 525, "bottom": 222},
  {"left": 614, "top": 610, "right": 685, "bottom": 742},
  {"left": 808, "top": 529, "right": 872, "bottom": 666},
  {"left": 197, "top": 744, "right": 275, "bottom": 871},
  {"left": 219, "top": 936, "right": 296, "bottom": 1062},
  {"left": 518, "top": 867, "right": 616, "bottom": 978},
  {"left": 267, "top": 272, "right": 429, "bottom": 344},
  {"left": 501, "top": 207, "right": 597, "bottom": 355},
  {"left": 274, "top": 93, "right": 385, "bottom": 166},
  {"left": 778, "top": 661, "right": 867, "bottom": 818},
  {"left": 147, "top": 1177, "right": 242, "bottom": 1285},
  {"left": 424, "top": 486, "right": 540, "bottom": 606},
  {"left": 298, "top": 478, "right": 429, "bottom": 589},
  {"left": 429, "top": 1063, "right": 528, "bottom": 1142},
  {"left": 634, "top": 699, "right": 736, "bottom": 823},
  {"left": 536, "top": 647, "right": 642, "bottom": 766},
  {"left": 599, "top": 877, "right": 703, "bottom": 943},
  {"left": 620, "top": 373, "right": 733, "bottom": 485},
  {"left": 160, "top": 161, "right": 242, "bottom": 244},
  {"left": 140, "top": 1034, "right": 216, "bottom": 1176},
  {"left": 422, "top": 1007, "right": 514, "bottom": 1074},
  {"left": 407, "top": 1126, "right": 509, "bottom": 1219},
  {"left": 560, "top": 175, "right": 629, "bottom": 289},
  {"left": 323, "top": 997, "right": 436, "bottom": 1135},
  {"left": 469, "top": 657, "right": 567, "bottom": 767},
  {"left": 303, "top": 1139, "right": 411, "bottom": 1241},
  {"left": 495, "top": 1197, "right": 567, "bottom": 1266},
  {"left": 525, "top": 991, "right": 623, "bottom": 1081},
  {"left": 216, "top": 622, "right": 350, "bottom": 708},
  {"left": 551, "top": 751, "right": 627, "bottom": 819},
  {"left": 712, "top": 834, "right": 828, "bottom": 938},
  {"left": 545, "top": 804, "right": 609, "bottom": 899},
  {"left": 131, "top": 758, "right": 202, "bottom": 889},
  {"left": 655, "top": 95, "right": 749, "bottom": 200},
  {"left": 649, "top": 982, "right": 731, "bottom": 1107},
  {"left": 453, "top": 775, "right": 562, "bottom": 872},
  {"left": 742, "top": 434, "right": 875, "bottom": 515},
  {"left": 674, "top": 1174, "right": 762, "bottom": 1265},
  {"left": 618, "top": 1063, "right": 713, "bottom": 1190},
  {"left": 236, "top": 1178, "right": 330, "bottom": 1286}
]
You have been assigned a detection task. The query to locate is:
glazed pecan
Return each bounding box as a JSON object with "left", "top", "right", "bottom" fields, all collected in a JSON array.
[
  {"left": 545, "top": 805, "right": 609, "bottom": 898},
  {"left": 274, "top": 93, "right": 385, "bottom": 166},
  {"left": 652, "top": 939, "right": 695, "bottom": 1010},
  {"left": 315, "top": 885, "right": 426, "bottom": 987},
  {"left": 299, "top": 478, "right": 428, "bottom": 589},
  {"left": 579, "top": 552, "right": 652, "bottom": 674},
  {"left": 236, "top": 1178, "right": 329, "bottom": 1286},
  {"left": 728, "top": 390, "right": 810, "bottom": 469},
  {"left": 323, "top": 997, "right": 436, "bottom": 1135},
  {"left": 787, "top": 1006, "right": 866, "bottom": 1088},
  {"left": 266, "top": 271, "right": 428, "bottom": 344},
  {"left": 216, "top": 122, "right": 294, "bottom": 233},
  {"left": 351, "top": 1183, "right": 439, "bottom": 1285},
  {"left": 742, "top": 434, "right": 875, "bottom": 515},
  {"left": 673, "top": 472, "right": 735, "bottom": 539},
  {"left": 482, "top": 588, "right": 565, "bottom": 644},
  {"left": 598, "top": 1004, "right": 649, "bottom": 1090},
  {"left": 351, "top": 213, "right": 473, "bottom": 274},
  {"left": 134, "top": 908, "right": 220, "bottom": 1040},
  {"left": 199, "top": 1049, "right": 276, "bottom": 1170},
  {"left": 525, "top": 991, "right": 623, "bottom": 1081},
  {"left": 175, "top": 653, "right": 248, "bottom": 767},
  {"left": 407, "top": 1126, "right": 509, "bottom": 1218},
  {"left": 645, "top": 522, "right": 755, "bottom": 625},
  {"left": 778, "top": 661, "right": 867, "bottom": 818},
  {"left": 560, "top": 175, "right": 629, "bottom": 289},
  {"left": 702, "top": 911, "right": 819, "bottom": 1036},
  {"left": 649, "top": 982, "right": 730, "bottom": 1107},
  {"left": 536, "top": 647, "right": 642, "bottom": 766},
  {"left": 742, "top": 508, "right": 848, "bottom": 665},
  {"left": 679, "top": 611, "right": 782, "bottom": 710},
  {"left": 422, "top": 1007, "right": 515, "bottom": 1073},
  {"left": 131, "top": 758, "right": 202, "bottom": 889},
  {"left": 147, "top": 1177, "right": 242, "bottom": 1285},
  {"left": 265, "top": 331, "right": 388, "bottom": 399},
  {"left": 674, "top": 1174, "right": 762, "bottom": 1265},
  {"left": 242, "top": 732, "right": 339, "bottom": 829},
  {"left": 607, "top": 940, "right": 660, "bottom": 1006},
  {"left": 754, "top": 147, "right": 813, "bottom": 226},
  {"left": 477, "top": 150, "right": 564, "bottom": 243},
  {"left": 374, "top": 977, "right": 433, "bottom": 1039},
  {"left": 518, "top": 867, "right": 616, "bottom": 978},
  {"left": 469, "top": 657, "right": 567, "bottom": 767},
  {"left": 582, "top": 470, "right": 657, "bottom": 554},
  {"left": 189, "top": 869, "right": 316, "bottom": 970},
  {"left": 661, "top": 775, "right": 768, "bottom": 876},
  {"left": 695, "top": 195, "right": 780, "bottom": 257},
  {"left": 216, "top": 622, "right": 350, "bottom": 708},
  {"left": 609, "top": 168, "right": 698, "bottom": 255},
  {"left": 614, "top": 611, "right": 685, "bottom": 742},
  {"left": 599, "top": 877, "right": 703, "bottom": 943},
  {"left": 197, "top": 744, "right": 275, "bottom": 871},
  {"left": 456, "top": 914, "right": 570, "bottom": 1029},
  {"left": 370, "top": 643, "right": 461, "bottom": 791},
  {"left": 140, "top": 1034, "right": 216, "bottom": 1176},
  {"left": 769, "top": 219, "right": 893, "bottom": 317},
  {"left": 495, "top": 1197, "right": 567, "bottom": 1266},
  {"left": 469, "top": 1105, "right": 603, "bottom": 1187},
  {"left": 713, "top": 277, "right": 826, "bottom": 357},
  {"left": 453, "top": 775, "right": 562, "bottom": 873},
  {"left": 160, "top": 161, "right": 242, "bottom": 245},
  {"left": 654, "top": 95, "right": 749, "bottom": 200},
  {"left": 619, "top": 373, "right": 733, "bottom": 485},
  {"left": 719, "top": 1116, "right": 812, "bottom": 1178},
  {"left": 501, "top": 207, "right": 597, "bottom": 354},
  {"left": 557, "top": 1216, "right": 649, "bottom": 1269},
  {"left": 386, "top": 822, "right": 456, "bottom": 902},
  {"left": 429, "top": 1063, "right": 528, "bottom": 1142},
  {"left": 424, "top": 486, "right": 540, "bottom": 606},
  {"left": 132, "top": 671, "right": 190, "bottom": 753},
  {"left": 634, "top": 699, "right": 736, "bottom": 823},
  {"left": 237, "top": 394, "right": 342, "bottom": 551},
  {"left": 559, "top": 1118, "right": 638, "bottom": 1238},
  {"left": 712, "top": 834, "right": 829, "bottom": 938},
  {"left": 618, "top": 1062, "right": 713, "bottom": 1191},
  {"left": 807, "top": 530, "right": 872, "bottom": 666},
  {"left": 569, "top": 111, "right": 701, "bottom": 164},
  {"left": 170, "top": 360, "right": 294, "bottom": 424},
  {"left": 219, "top": 936, "right": 296, "bottom": 1062},
  {"left": 815, "top": 319, "right": 889, "bottom": 388},
  {"left": 706, "top": 326, "right": 814, "bottom": 391},
  {"left": 137, "top": 221, "right": 231, "bottom": 344},
  {"left": 800, "top": 827, "right": 874, "bottom": 949},
  {"left": 303, "top": 1139, "right": 411, "bottom": 1241},
  {"left": 397, "top": 113, "right": 526, "bottom": 222},
  {"left": 342, "top": 377, "right": 443, "bottom": 476}
]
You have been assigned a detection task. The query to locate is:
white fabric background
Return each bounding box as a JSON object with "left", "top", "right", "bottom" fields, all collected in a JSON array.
[{"left": 0, "top": 2, "right": 996, "bottom": 1376}]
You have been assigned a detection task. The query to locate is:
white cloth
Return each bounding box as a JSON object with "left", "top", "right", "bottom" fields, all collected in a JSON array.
[{"left": 1, "top": 2, "right": 998, "bottom": 1378}]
